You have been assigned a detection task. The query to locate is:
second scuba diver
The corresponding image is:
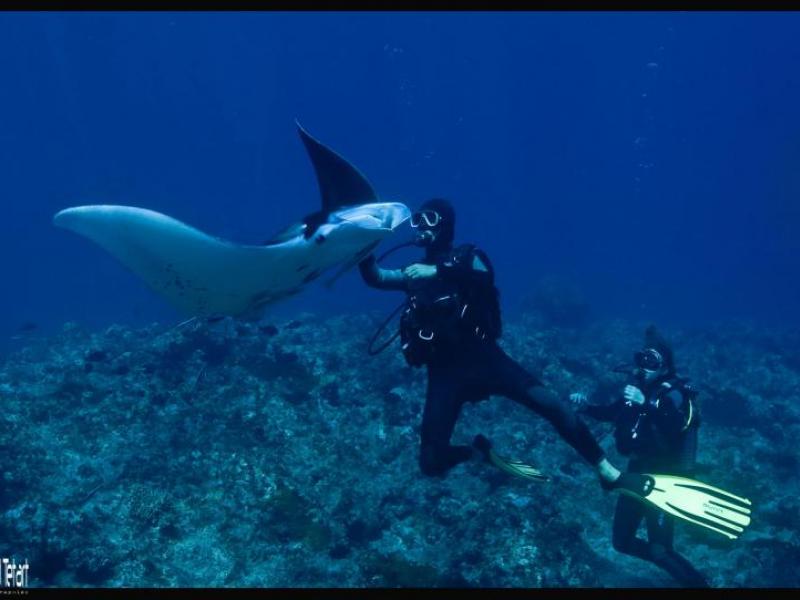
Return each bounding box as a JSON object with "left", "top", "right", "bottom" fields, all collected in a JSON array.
[
  {"left": 358, "top": 198, "right": 623, "bottom": 487},
  {"left": 570, "top": 325, "right": 709, "bottom": 588}
]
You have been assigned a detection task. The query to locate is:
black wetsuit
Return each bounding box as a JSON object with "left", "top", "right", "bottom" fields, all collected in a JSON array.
[
  {"left": 582, "top": 376, "right": 708, "bottom": 588},
  {"left": 359, "top": 244, "right": 605, "bottom": 477}
]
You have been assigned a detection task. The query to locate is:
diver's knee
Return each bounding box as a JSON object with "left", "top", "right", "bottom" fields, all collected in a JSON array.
[
  {"left": 419, "top": 445, "right": 448, "bottom": 477},
  {"left": 648, "top": 543, "right": 669, "bottom": 562},
  {"left": 612, "top": 534, "right": 635, "bottom": 555},
  {"left": 419, "top": 459, "right": 446, "bottom": 478}
]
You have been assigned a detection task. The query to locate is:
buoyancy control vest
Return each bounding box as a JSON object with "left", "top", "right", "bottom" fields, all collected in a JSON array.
[
  {"left": 614, "top": 376, "right": 700, "bottom": 464},
  {"left": 399, "top": 244, "right": 501, "bottom": 367}
]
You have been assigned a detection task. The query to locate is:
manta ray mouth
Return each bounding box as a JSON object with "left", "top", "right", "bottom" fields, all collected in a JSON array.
[
  {"left": 338, "top": 214, "right": 382, "bottom": 228},
  {"left": 334, "top": 202, "right": 411, "bottom": 231},
  {"left": 382, "top": 204, "right": 412, "bottom": 230}
]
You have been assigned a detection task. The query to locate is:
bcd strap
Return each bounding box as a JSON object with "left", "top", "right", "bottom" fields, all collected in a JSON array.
[{"left": 661, "top": 379, "right": 698, "bottom": 433}]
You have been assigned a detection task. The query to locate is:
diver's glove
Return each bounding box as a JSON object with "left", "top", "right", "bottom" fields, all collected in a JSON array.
[
  {"left": 623, "top": 385, "right": 645, "bottom": 405},
  {"left": 403, "top": 263, "right": 438, "bottom": 280}
]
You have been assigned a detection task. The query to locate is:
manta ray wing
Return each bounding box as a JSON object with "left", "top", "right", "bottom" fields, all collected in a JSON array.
[
  {"left": 53, "top": 125, "right": 410, "bottom": 318},
  {"left": 53, "top": 205, "right": 324, "bottom": 316},
  {"left": 54, "top": 202, "right": 409, "bottom": 318}
]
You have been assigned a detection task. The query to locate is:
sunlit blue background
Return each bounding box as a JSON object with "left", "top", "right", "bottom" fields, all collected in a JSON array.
[{"left": 2, "top": 11, "right": 799, "bottom": 354}]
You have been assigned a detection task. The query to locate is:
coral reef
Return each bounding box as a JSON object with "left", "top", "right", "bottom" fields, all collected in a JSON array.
[{"left": 0, "top": 312, "right": 797, "bottom": 587}]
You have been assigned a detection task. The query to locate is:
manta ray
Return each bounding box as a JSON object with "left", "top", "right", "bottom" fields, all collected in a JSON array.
[{"left": 53, "top": 122, "right": 410, "bottom": 319}]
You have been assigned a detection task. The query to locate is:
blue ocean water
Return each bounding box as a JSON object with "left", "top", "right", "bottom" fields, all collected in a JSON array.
[
  {"left": 1, "top": 12, "right": 799, "bottom": 589},
  {"left": 1, "top": 12, "right": 799, "bottom": 350}
]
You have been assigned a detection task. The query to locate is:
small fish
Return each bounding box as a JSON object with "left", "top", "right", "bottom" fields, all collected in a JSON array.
[
  {"left": 259, "top": 324, "right": 279, "bottom": 337},
  {"left": 10, "top": 321, "right": 39, "bottom": 340}
]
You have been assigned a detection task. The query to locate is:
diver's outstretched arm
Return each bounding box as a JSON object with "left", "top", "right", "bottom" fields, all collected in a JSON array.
[{"left": 358, "top": 254, "right": 408, "bottom": 291}]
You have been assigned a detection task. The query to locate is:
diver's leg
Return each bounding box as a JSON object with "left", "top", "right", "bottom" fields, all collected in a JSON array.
[
  {"left": 418, "top": 366, "right": 473, "bottom": 477},
  {"left": 677, "top": 426, "right": 700, "bottom": 474},
  {"left": 514, "top": 383, "right": 605, "bottom": 465},
  {"left": 645, "top": 508, "right": 710, "bottom": 587},
  {"left": 486, "top": 346, "right": 605, "bottom": 465},
  {"left": 611, "top": 494, "right": 652, "bottom": 560}
]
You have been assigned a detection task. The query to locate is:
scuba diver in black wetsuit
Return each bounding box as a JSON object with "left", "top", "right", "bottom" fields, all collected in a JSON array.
[
  {"left": 570, "top": 325, "right": 709, "bottom": 588},
  {"left": 359, "top": 198, "right": 622, "bottom": 486}
]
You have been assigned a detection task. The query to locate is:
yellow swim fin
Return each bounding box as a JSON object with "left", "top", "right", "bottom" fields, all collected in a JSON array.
[
  {"left": 473, "top": 434, "right": 549, "bottom": 483},
  {"left": 611, "top": 472, "right": 752, "bottom": 539}
]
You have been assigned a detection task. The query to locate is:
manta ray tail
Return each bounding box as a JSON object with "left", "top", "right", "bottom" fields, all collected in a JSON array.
[{"left": 296, "top": 120, "right": 378, "bottom": 212}]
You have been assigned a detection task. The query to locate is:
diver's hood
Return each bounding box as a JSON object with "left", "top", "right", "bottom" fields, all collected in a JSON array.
[
  {"left": 418, "top": 197, "right": 455, "bottom": 254},
  {"left": 643, "top": 325, "right": 676, "bottom": 375}
]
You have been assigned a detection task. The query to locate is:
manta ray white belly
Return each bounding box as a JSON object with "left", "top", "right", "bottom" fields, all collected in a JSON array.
[{"left": 53, "top": 204, "right": 408, "bottom": 318}]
